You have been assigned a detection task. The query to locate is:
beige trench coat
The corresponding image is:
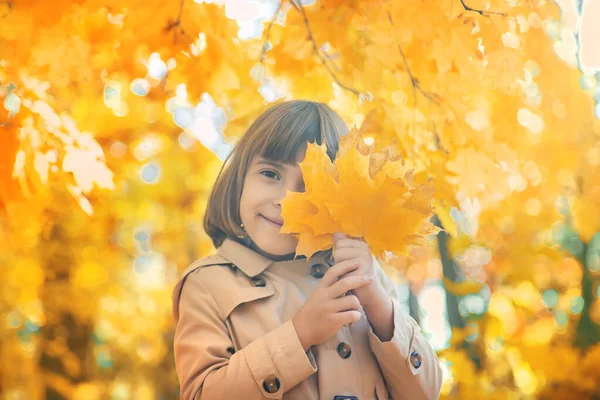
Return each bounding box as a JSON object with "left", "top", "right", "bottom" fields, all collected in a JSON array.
[{"left": 172, "top": 237, "right": 443, "bottom": 400}]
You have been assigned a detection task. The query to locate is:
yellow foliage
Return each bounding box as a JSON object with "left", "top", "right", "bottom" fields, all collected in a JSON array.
[
  {"left": 1, "top": 0, "right": 599, "bottom": 398},
  {"left": 432, "top": 199, "right": 458, "bottom": 237},
  {"left": 8, "top": 258, "right": 45, "bottom": 302},
  {"left": 572, "top": 196, "right": 600, "bottom": 243},
  {"left": 281, "top": 127, "right": 440, "bottom": 258},
  {"left": 72, "top": 261, "right": 110, "bottom": 290},
  {"left": 447, "top": 234, "right": 478, "bottom": 259},
  {"left": 443, "top": 277, "right": 485, "bottom": 296}
]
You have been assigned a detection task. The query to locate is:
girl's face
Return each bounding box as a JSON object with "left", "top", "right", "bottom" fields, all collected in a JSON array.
[{"left": 239, "top": 143, "right": 307, "bottom": 258}]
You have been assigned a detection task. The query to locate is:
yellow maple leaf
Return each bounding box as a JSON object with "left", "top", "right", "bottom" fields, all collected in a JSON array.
[
  {"left": 432, "top": 199, "right": 457, "bottom": 237},
  {"left": 280, "top": 143, "right": 342, "bottom": 241},
  {"left": 443, "top": 277, "right": 485, "bottom": 296},
  {"left": 280, "top": 128, "right": 439, "bottom": 258}
]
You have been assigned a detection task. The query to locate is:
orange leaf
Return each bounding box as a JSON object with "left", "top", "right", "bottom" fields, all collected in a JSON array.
[{"left": 280, "top": 127, "right": 438, "bottom": 258}]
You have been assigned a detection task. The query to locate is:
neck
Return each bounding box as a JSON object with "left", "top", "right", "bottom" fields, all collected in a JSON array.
[{"left": 244, "top": 237, "right": 303, "bottom": 261}]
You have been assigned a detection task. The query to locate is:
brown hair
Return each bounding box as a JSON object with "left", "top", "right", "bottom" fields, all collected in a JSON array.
[{"left": 203, "top": 100, "right": 349, "bottom": 248}]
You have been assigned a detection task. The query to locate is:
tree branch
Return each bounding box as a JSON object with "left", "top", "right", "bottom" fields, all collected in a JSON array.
[
  {"left": 459, "top": 0, "right": 506, "bottom": 17},
  {"left": 387, "top": 12, "right": 440, "bottom": 107},
  {"left": 292, "top": 0, "right": 361, "bottom": 96},
  {"left": 397, "top": 42, "right": 441, "bottom": 106},
  {"left": 259, "top": 0, "right": 284, "bottom": 81},
  {"left": 165, "top": 0, "right": 194, "bottom": 44},
  {"left": 321, "top": 44, "right": 342, "bottom": 73}
]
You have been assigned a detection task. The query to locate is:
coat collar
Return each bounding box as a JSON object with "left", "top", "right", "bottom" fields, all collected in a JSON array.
[
  {"left": 217, "top": 237, "right": 273, "bottom": 277},
  {"left": 217, "top": 236, "right": 332, "bottom": 277}
]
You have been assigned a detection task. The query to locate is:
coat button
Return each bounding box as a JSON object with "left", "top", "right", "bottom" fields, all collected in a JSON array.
[
  {"left": 310, "top": 263, "right": 328, "bottom": 278},
  {"left": 410, "top": 350, "right": 422, "bottom": 369},
  {"left": 337, "top": 342, "right": 352, "bottom": 359},
  {"left": 262, "top": 375, "right": 281, "bottom": 393},
  {"left": 250, "top": 276, "right": 266, "bottom": 287}
]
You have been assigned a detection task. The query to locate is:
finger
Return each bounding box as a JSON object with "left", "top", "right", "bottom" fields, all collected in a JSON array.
[
  {"left": 334, "top": 238, "right": 370, "bottom": 251},
  {"left": 332, "top": 310, "right": 362, "bottom": 326},
  {"left": 319, "top": 259, "right": 360, "bottom": 287},
  {"left": 329, "top": 275, "right": 373, "bottom": 299},
  {"left": 333, "top": 247, "right": 367, "bottom": 264},
  {"left": 333, "top": 232, "right": 347, "bottom": 244},
  {"left": 331, "top": 294, "right": 361, "bottom": 312}
]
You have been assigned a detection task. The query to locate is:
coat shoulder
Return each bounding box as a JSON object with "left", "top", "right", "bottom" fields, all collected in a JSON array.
[
  {"left": 171, "top": 254, "right": 234, "bottom": 322},
  {"left": 179, "top": 254, "right": 232, "bottom": 278},
  {"left": 171, "top": 254, "right": 275, "bottom": 322}
]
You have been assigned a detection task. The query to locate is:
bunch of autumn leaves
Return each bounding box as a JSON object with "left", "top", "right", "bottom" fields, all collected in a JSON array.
[{"left": 280, "top": 127, "right": 442, "bottom": 260}]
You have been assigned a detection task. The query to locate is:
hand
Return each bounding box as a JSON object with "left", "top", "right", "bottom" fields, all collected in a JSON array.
[
  {"left": 331, "top": 232, "right": 386, "bottom": 309},
  {"left": 292, "top": 260, "right": 374, "bottom": 351}
]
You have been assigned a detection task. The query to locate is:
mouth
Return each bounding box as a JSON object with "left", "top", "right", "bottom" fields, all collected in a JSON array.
[{"left": 260, "top": 214, "right": 283, "bottom": 227}]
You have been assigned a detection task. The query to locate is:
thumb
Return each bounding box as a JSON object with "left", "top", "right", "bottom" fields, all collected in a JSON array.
[{"left": 332, "top": 232, "right": 347, "bottom": 247}]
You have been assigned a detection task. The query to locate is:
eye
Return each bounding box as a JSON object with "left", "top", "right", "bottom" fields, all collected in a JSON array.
[{"left": 260, "top": 170, "right": 280, "bottom": 180}]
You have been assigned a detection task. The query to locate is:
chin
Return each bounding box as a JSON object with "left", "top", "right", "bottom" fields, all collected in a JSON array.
[{"left": 254, "top": 234, "right": 298, "bottom": 256}]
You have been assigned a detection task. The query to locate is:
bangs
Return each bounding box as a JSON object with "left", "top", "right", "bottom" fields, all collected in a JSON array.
[{"left": 259, "top": 111, "right": 324, "bottom": 164}]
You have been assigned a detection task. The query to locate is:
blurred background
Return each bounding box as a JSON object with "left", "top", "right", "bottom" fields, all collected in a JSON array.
[{"left": 2, "top": 0, "right": 600, "bottom": 398}]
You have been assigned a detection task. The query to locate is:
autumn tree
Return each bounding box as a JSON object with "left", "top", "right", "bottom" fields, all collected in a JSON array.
[{"left": 2, "top": 0, "right": 600, "bottom": 398}]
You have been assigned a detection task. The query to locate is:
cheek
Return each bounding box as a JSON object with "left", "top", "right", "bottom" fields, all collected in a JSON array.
[
  {"left": 239, "top": 184, "right": 253, "bottom": 217},
  {"left": 240, "top": 178, "right": 264, "bottom": 213}
]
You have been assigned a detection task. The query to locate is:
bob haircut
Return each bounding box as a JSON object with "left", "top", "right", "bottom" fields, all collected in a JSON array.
[{"left": 204, "top": 100, "right": 349, "bottom": 248}]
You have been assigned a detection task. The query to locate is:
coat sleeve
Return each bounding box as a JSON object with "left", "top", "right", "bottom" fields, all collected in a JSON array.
[
  {"left": 173, "top": 268, "right": 318, "bottom": 400},
  {"left": 366, "top": 257, "right": 443, "bottom": 400}
]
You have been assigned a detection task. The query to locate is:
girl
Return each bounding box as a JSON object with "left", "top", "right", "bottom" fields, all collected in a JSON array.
[{"left": 172, "top": 100, "right": 443, "bottom": 400}]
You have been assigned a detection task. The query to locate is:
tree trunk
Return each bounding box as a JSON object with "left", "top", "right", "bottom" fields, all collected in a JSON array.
[
  {"left": 434, "top": 215, "right": 482, "bottom": 369},
  {"left": 573, "top": 243, "right": 600, "bottom": 350},
  {"left": 39, "top": 215, "right": 93, "bottom": 399},
  {"left": 433, "top": 215, "right": 464, "bottom": 330}
]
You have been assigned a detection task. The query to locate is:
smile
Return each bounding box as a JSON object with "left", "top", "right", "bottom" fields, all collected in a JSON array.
[{"left": 260, "top": 215, "right": 283, "bottom": 227}]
